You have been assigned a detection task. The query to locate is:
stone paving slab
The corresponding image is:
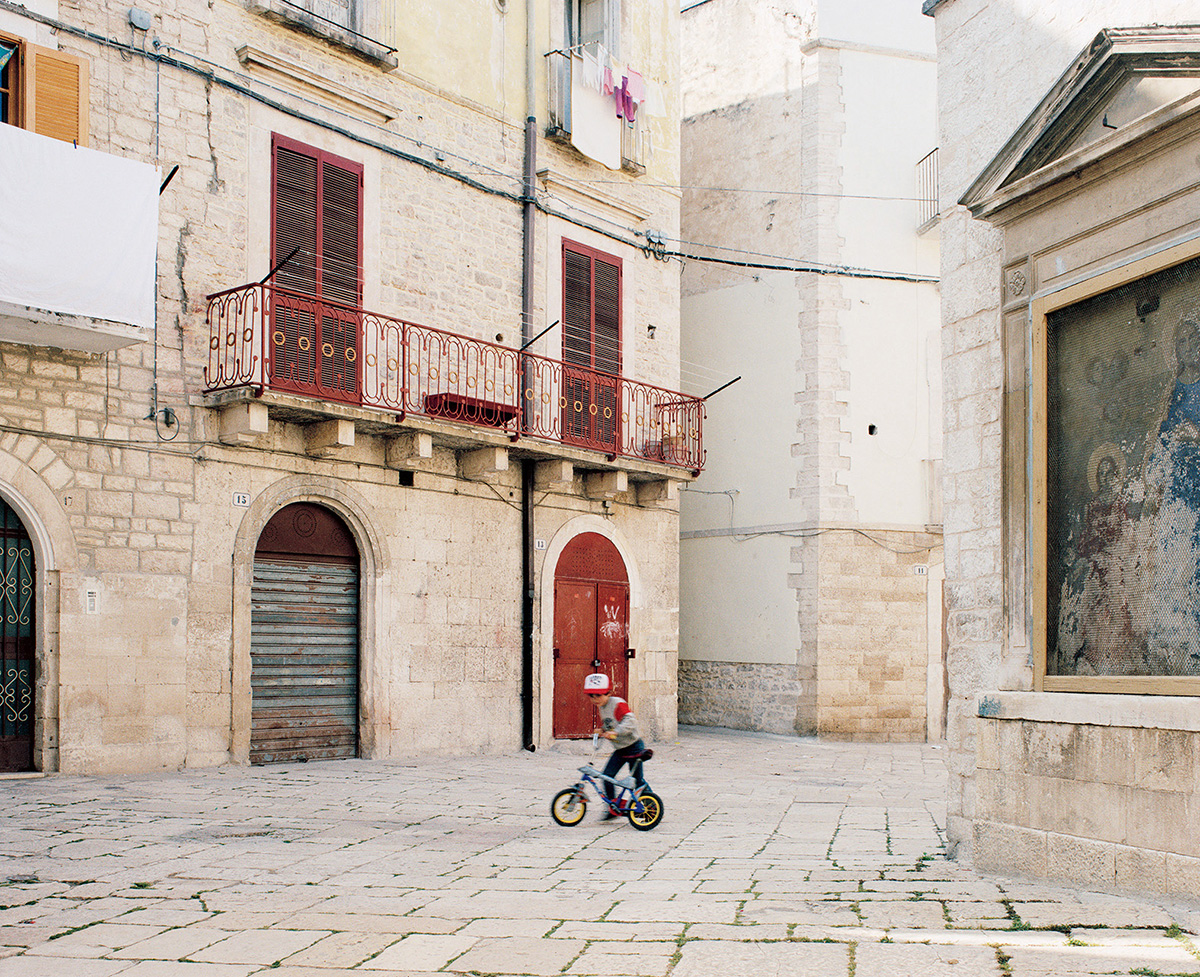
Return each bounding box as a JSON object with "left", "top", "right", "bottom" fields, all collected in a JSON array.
[
  {"left": 0, "top": 957, "right": 133, "bottom": 976},
  {"left": 356, "top": 933, "right": 478, "bottom": 971},
  {"left": 95, "top": 963, "right": 259, "bottom": 977},
  {"left": 26, "top": 921, "right": 170, "bottom": 957},
  {"left": 887, "top": 928, "right": 1070, "bottom": 946},
  {"left": 1006, "top": 943, "right": 1200, "bottom": 975},
  {"left": 565, "top": 940, "right": 678, "bottom": 975},
  {"left": 187, "top": 929, "right": 331, "bottom": 965},
  {"left": 109, "top": 926, "right": 229, "bottom": 960},
  {"left": 856, "top": 942, "right": 1001, "bottom": 976},
  {"left": 1, "top": 728, "right": 1198, "bottom": 977},
  {"left": 671, "top": 939, "right": 849, "bottom": 976}
]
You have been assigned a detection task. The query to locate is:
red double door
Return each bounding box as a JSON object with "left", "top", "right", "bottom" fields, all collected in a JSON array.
[{"left": 552, "top": 532, "right": 629, "bottom": 739}]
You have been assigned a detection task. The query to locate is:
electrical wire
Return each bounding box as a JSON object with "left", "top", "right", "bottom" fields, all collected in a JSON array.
[
  {"left": 673, "top": 249, "right": 938, "bottom": 284},
  {"left": 683, "top": 522, "right": 943, "bottom": 553},
  {"left": 662, "top": 234, "right": 939, "bottom": 284},
  {"left": 572, "top": 178, "right": 935, "bottom": 204},
  {"left": 681, "top": 485, "right": 941, "bottom": 552}
]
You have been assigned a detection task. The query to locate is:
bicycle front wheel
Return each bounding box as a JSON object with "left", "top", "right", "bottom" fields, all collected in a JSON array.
[
  {"left": 627, "top": 790, "right": 664, "bottom": 831},
  {"left": 551, "top": 787, "right": 587, "bottom": 826}
]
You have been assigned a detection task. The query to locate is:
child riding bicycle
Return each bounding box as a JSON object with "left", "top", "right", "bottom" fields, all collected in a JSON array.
[{"left": 583, "top": 672, "right": 646, "bottom": 821}]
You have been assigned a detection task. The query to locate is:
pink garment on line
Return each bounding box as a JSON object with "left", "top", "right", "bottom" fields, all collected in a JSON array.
[
  {"left": 625, "top": 69, "right": 645, "bottom": 104},
  {"left": 616, "top": 78, "right": 637, "bottom": 121}
]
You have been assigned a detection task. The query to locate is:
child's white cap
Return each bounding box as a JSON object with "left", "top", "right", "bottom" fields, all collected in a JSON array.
[{"left": 583, "top": 672, "right": 612, "bottom": 694}]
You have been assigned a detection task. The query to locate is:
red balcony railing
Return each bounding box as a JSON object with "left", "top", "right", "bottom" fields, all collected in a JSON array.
[{"left": 204, "top": 282, "right": 704, "bottom": 472}]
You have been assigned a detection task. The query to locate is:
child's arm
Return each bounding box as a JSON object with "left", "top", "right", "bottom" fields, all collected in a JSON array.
[{"left": 611, "top": 701, "right": 640, "bottom": 746}]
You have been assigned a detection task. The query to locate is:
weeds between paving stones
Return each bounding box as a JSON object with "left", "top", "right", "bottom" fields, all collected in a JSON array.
[
  {"left": 666, "top": 925, "right": 689, "bottom": 970},
  {"left": 995, "top": 946, "right": 1013, "bottom": 975},
  {"left": 1001, "top": 898, "right": 1030, "bottom": 931}
]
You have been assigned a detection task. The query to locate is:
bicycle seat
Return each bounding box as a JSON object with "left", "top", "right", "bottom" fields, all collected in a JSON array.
[{"left": 630, "top": 748, "right": 653, "bottom": 762}]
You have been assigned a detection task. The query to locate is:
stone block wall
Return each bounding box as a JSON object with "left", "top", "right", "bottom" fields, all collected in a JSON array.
[
  {"left": 677, "top": 661, "right": 812, "bottom": 735},
  {"left": 813, "top": 529, "right": 937, "bottom": 741},
  {"left": 976, "top": 716, "right": 1200, "bottom": 897}
]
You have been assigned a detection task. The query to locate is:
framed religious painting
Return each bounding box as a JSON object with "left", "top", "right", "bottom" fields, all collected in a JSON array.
[{"left": 1033, "top": 243, "right": 1200, "bottom": 693}]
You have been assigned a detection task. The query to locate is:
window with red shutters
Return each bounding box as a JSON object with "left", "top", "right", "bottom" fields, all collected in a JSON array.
[
  {"left": 270, "top": 134, "right": 363, "bottom": 403},
  {"left": 562, "top": 240, "right": 621, "bottom": 452}
]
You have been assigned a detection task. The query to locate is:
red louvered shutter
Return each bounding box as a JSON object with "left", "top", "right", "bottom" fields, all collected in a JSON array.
[
  {"left": 562, "top": 240, "right": 621, "bottom": 451},
  {"left": 592, "top": 256, "right": 620, "bottom": 446},
  {"left": 270, "top": 134, "right": 362, "bottom": 403}
]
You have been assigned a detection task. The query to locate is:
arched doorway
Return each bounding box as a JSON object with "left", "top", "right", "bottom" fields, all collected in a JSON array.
[
  {"left": 553, "top": 532, "right": 629, "bottom": 738},
  {"left": 0, "top": 501, "right": 34, "bottom": 772},
  {"left": 251, "top": 502, "right": 359, "bottom": 763}
]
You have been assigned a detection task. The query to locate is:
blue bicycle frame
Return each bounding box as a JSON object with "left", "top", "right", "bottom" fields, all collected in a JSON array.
[{"left": 569, "top": 756, "right": 653, "bottom": 817}]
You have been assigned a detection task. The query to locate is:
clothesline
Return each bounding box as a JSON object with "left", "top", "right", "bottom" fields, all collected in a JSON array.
[{"left": 567, "top": 43, "right": 667, "bottom": 121}]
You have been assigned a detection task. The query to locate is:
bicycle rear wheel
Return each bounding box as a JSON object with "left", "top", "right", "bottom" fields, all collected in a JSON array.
[
  {"left": 551, "top": 787, "right": 587, "bottom": 826},
  {"left": 627, "top": 790, "right": 663, "bottom": 830}
]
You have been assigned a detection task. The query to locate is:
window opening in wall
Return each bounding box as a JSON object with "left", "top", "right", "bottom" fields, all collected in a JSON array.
[
  {"left": 1040, "top": 251, "right": 1200, "bottom": 690},
  {"left": 567, "top": 0, "right": 619, "bottom": 57},
  {"left": 286, "top": 0, "right": 355, "bottom": 33},
  {"left": 269, "top": 133, "right": 363, "bottom": 405},
  {"left": 562, "top": 240, "right": 621, "bottom": 453},
  {"left": 0, "top": 32, "right": 89, "bottom": 145},
  {"left": 0, "top": 42, "right": 15, "bottom": 125}
]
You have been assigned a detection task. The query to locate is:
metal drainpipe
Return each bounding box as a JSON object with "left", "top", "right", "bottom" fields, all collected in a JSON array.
[{"left": 519, "top": 0, "right": 537, "bottom": 752}]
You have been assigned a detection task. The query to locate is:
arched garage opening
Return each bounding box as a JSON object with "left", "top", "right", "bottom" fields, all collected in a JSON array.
[{"left": 251, "top": 502, "right": 360, "bottom": 763}]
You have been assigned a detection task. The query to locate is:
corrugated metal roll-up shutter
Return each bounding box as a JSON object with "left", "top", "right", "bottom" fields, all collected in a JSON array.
[{"left": 250, "top": 558, "right": 359, "bottom": 764}]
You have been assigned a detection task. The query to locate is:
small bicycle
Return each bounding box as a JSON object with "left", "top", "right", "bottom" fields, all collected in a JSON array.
[{"left": 550, "top": 736, "right": 664, "bottom": 831}]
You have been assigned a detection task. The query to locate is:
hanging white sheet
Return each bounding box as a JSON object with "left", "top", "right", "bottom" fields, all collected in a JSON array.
[
  {"left": 569, "top": 53, "right": 622, "bottom": 171},
  {"left": 0, "top": 123, "right": 159, "bottom": 330}
]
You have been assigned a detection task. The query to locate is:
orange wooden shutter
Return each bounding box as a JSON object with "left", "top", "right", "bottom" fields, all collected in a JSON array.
[{"left": 24, "top": 43, "right": 88, "bottom": 146}]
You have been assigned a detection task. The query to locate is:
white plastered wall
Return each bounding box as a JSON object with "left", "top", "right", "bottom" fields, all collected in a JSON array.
[
  {"left": 834, "top": 47, "right": 940, "bottom": 526},
  {"left": 680, "top": 271, "right": 801, "bottom": 668}
]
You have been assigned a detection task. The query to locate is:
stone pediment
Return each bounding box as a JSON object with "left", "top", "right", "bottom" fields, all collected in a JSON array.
[{"left": 962, "top": 25, "right": 1200, "bottom": 219}]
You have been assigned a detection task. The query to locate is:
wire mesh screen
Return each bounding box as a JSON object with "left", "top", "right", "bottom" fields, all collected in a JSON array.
[{"left": 1049, "top": 254, "right": 1200, "bottom": 677}]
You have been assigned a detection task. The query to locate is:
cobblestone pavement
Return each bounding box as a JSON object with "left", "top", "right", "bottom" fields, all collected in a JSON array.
[{"left": 0, "top": 727, "right": 1198, "bottom": 977}]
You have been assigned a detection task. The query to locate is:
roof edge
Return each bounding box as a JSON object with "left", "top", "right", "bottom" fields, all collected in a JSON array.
[{"left": 959, "top": 25, "right": 1200, "bottom": 217}]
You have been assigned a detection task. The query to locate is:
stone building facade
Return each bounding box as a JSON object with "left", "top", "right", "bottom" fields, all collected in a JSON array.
[
  {"left": 676, "top": 0, "right": 943, "bottom": 741},
  {"left": 0, "top": 0, "right": 691, "bottom": 773},
  {"left": 928, "top": 0, "right": 1200, "bottom": 897}
]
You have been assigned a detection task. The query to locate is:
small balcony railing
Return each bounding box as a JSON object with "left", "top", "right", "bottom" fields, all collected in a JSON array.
[
  {"left": 204, "top": 282, "right": 704, "bottom": 472},
  {"left": 916, "top": 147, "right": 939, "bottom": 229}
]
